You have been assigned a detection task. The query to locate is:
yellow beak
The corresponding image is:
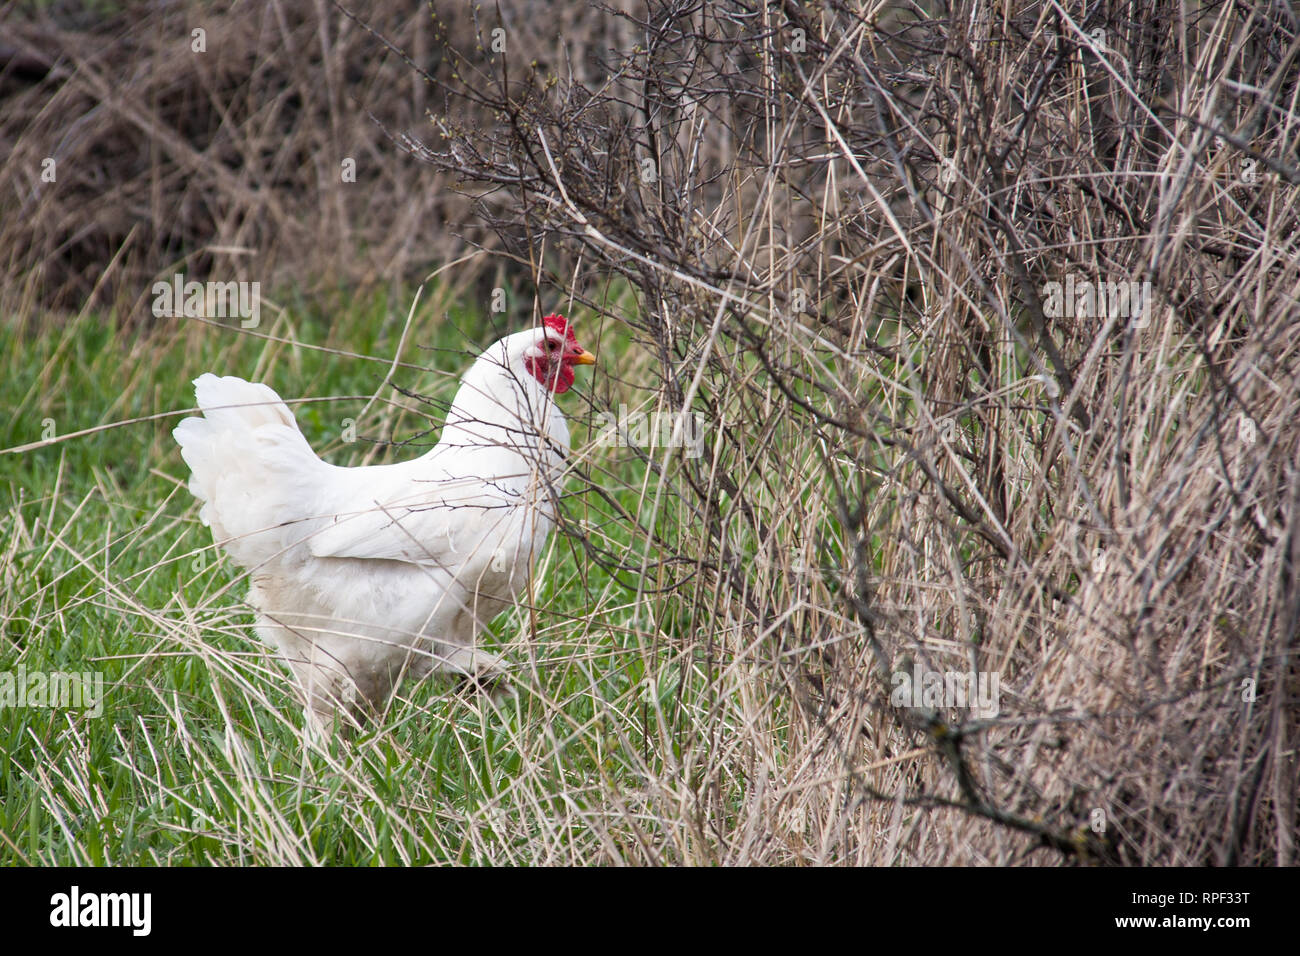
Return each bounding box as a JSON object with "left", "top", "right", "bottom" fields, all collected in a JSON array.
[{"left": 572, "top": 348, "right": 597, "bottom": 365}]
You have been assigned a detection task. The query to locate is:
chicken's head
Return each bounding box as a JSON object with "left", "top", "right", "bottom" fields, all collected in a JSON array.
[{"left": 524, "top": 314, "right": 596, "bottom": 394}]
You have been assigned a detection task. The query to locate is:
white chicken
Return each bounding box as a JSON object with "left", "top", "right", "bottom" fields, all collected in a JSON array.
[{"left": 173, "top": 314, "right": 596, "bottom": 730}]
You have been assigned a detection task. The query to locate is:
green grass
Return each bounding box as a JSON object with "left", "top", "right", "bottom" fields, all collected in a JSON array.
[{"left": 0, "top": 289, "right": 697, "bottom": 865}]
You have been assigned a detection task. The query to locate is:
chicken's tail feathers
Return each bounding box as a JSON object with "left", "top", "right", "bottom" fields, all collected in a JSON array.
[
  {"left": 190, "top": 373, "right": 298, "bottom": 431},
  {"left": 174, "top": 374, "right": 326, "bottom": 565}
]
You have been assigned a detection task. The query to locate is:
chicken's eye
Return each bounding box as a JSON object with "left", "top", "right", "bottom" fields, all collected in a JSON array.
[{"left": 546, "top": 339, "right": 559, "bottom": 351}]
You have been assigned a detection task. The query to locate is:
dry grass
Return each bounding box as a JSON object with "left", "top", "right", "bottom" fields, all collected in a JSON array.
[
  {"left": 1, "top": 0, "right": 528, "bottom": 313},
  {"left": 405, "top": 0, "right": 1300, "bottom": 864}
]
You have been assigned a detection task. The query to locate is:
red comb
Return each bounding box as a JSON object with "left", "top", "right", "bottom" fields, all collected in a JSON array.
[{"left": 543, "top": 313, "right": 577, "bottom": 344}]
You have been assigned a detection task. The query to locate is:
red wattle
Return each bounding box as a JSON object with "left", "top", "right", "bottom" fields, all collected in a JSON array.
[{"left": 525, "top": 356, "right": 577, "bottom": 393}]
